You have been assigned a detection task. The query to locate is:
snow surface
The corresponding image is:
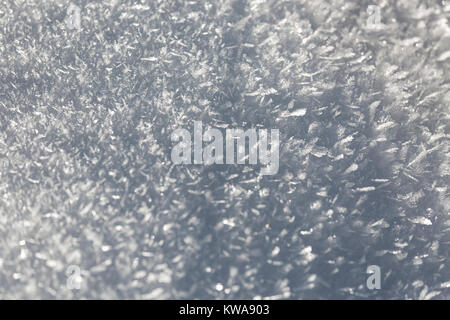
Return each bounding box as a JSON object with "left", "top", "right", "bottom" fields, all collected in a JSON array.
[{"left": 0, "top": 0, "right": 448, "bottom": 299}]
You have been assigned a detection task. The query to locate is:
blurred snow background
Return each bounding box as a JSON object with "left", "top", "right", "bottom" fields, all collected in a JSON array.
[{"left": 0, "top": 0, "right": 448, "bottom": 299}]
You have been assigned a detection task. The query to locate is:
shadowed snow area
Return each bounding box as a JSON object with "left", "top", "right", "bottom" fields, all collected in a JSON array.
[{"left": 0, "top": 0, "right": 449, "bottom": 299}]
